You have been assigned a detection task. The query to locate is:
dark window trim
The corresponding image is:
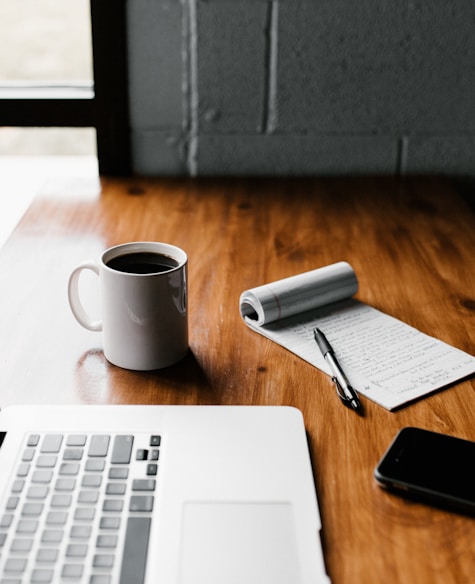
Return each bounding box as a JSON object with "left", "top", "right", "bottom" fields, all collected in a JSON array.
[
  {"left": 90, "top": 0, "right": 130, "bottom": 175},
  {"left": 0, "top": 85, "right": 95, "bottom": 127},
  {"left": 0, "top": 0, "right": 130, "bottom": 176}
]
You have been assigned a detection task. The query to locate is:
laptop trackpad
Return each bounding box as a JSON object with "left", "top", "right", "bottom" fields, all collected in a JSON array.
[{"left": 180, "top": 502, "right": 301, "bottom": 584}]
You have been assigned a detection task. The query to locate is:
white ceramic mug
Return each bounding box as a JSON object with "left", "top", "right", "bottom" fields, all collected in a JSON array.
[{"left": 68, "top": 242, "right": 188, "bottom": 370}]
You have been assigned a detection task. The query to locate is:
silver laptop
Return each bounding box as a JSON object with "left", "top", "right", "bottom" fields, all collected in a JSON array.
[{"left": 0, "top": 405, "right": 330, "bottom": 583}]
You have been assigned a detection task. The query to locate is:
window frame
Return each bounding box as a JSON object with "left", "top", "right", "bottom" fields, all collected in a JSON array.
[{"left": 0, "top": 0, "right": 130, "bottom": 175}]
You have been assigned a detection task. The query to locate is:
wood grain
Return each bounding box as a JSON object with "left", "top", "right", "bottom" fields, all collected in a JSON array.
[{"left": 0, "top": 175, "right": 474, "bottom": 583}]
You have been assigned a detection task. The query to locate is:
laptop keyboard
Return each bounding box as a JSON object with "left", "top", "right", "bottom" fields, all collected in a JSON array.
[{"left": 0, "top": 432, "right": 161, "bottom": 584}]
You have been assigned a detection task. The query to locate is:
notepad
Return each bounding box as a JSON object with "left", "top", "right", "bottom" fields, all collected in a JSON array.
[{"left": 239, "top": 262, "right": 475, "bottom": 410}]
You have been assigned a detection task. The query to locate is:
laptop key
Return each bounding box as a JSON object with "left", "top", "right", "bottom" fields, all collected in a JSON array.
[
  {"left": 85, "top": 459, "right": 105, "bottom": 472},
  {"left": 6, "top": 497, "right": 19, "bottom": 510},
  {"left": 74, "top": 508, "right": 95, "bottom": 521},
  {"left": 22, "top": 448, "right": 35, "bottom": 462},
  {"left": 106, "top": 482, "right": 126, "bottom": 495},
  {"left": 22, "top": 502, "right": 44, "bottom": 516},
  {"left": 16, "top": 520, "right": 38, "bottom": 534},
  {"left": 103, "top": 500, "right": 123, "bottom": 513},
  {"left": 81, "top": 475, "right": 102, "bottom": 488},
  {"left": 31, "top": 471, "right": 53, "bottom": 484},
  {"left": 90, "top": 576, "right": 112, "bottom": 584},
  {"left": 129, "top": 496, "right": 153, "bottom": 512},
  {"left": 63, "top": 448, "right": 83, "bottom": 461},
  {"left": 135, "top": 449, "right": 148, "bottom": 461},
  {"left": 93, "top": 554, "right": 115, "bottom": 568},
  {"left": 62, "top": 564, "right": 84, "bottom": 578},
  {"left": 10, "top": 538, "right": 33, "bottom": 553},
  {"left": 46, "top": 511, "right": 68, "bottom": 525},
  {"left": 97, "top": 534, "right": 118, "bottom": 548},
  {"left": 149, "top": 435, "right": 161, "bottom": 447},
  {"left": 66, "top": 434, "right": 87, "bottom": 446},
  {"left": 78, "top": 490, "right": 99, "bottom": 504},
  {"left": 55, "top": 478, "right": 76, "bottom": 491},
  {"left": 27, "top": 434, "right": 40, "bottom": 447},
  {"left": 88, "top": 435, "right": 110, "bottom": 457},
  {"left": 50, "top": 494, "right": 72, "bottom": 507},
  {"left": 26, "top": 486, "right": 49, "bottom": 500},
  {"left": 36, "top": 548, "right": 59, "bottom": 563},
  {"left": 108, "top": 467, "right": 128, "bottom": 480},
  {"left": 41, "top": 529, "right": 63, "bottom": 543},
  {"left": 70, "top": 525, "right": 92, "bottom": 539},
  {"left": 40, "top": 435, "right": 63, "bottom": 453},
  {"left": 4, "top": 558, "right": 27, "bottom": 573},
  {"left": 59, "top": 462, "right": 80, "bottom": 476},
  {"left": 31, "top": 568, "right": 54, "bottom": 582},
  {"left": 111, "top": 435, "right": 134, "bottom": 464},
  {"left": 11, "top": 479, "right": 25, "bottom": 493},
  {"left": 1, "top": 514, "right": 14, "bottom": 528},
  {"left": 66, "top": 543, "right": 88, "bottom": 557},
  {"left": 35, "top": 455, "right": 57, "bottom": 468},
  {"left": 16, "top": 463, "right": 30, "bottom": 477},
  {"left": 99, "top": 516, "right": 121, "bottom": 530},
  {"left": 119, "top": 517, "right": 151, "bottom": 584},
  {"left": 132, "top": 479, "right": 155, "bottom": 491}
]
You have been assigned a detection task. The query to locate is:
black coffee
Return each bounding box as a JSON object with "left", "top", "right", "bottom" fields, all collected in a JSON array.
[{"left": 106, "top": 252, "right": 179, "bottom": 274}]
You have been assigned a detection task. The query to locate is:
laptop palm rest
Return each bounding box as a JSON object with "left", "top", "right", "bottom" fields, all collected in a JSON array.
[{"left": 180, "top": 501, "right": 301, "bottom": 584}]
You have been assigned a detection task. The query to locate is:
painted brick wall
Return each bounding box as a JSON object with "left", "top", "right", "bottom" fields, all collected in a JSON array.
[{"left": 127, "top": 0, "right": 475, "bottom": 176}]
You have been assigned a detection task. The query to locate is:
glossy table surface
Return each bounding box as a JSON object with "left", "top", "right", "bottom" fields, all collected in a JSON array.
[{"left": 0, "top": 174, "right": 474, "bottom": 583}]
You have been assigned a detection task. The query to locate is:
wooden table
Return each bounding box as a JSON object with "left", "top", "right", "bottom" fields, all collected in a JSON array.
[{"left": 0, "top": 175, "right": 474, "bottom": 583}]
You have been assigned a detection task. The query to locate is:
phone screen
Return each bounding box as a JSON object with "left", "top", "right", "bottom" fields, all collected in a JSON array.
[{"left": 374, "top": 427, "right": 475, "bottom": 512}]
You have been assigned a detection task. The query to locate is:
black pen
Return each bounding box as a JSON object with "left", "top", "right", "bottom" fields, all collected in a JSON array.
[{"left": 314, "top": 328, "right": 361, "bottom": 412}]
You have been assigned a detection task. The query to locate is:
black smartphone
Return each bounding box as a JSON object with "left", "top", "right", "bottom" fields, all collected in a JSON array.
[{"left": 374, "top": 427, "right": 475, "bottom": 515}]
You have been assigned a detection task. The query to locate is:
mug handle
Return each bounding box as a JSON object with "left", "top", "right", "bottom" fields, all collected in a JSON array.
[{"left": 68, "top": 260, "right": 102, "bottom": 332}]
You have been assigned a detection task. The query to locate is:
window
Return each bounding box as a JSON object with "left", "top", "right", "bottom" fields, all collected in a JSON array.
[{"left": 0, "top": 0, "right": 130, "bottom": 175}]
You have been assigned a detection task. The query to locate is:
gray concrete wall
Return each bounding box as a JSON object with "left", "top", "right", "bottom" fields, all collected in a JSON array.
[{"left": 127, "top": 0, "right": 475, "bottom": 177}]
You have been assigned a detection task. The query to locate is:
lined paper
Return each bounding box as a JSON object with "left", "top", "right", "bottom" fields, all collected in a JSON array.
[{"left": 240, "top": 263, "right": 475, "bottom": 410}]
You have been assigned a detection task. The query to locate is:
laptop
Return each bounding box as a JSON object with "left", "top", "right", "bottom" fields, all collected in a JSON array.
[{"left": 0, "top": 405, "right": 330, "bottom": 583}]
